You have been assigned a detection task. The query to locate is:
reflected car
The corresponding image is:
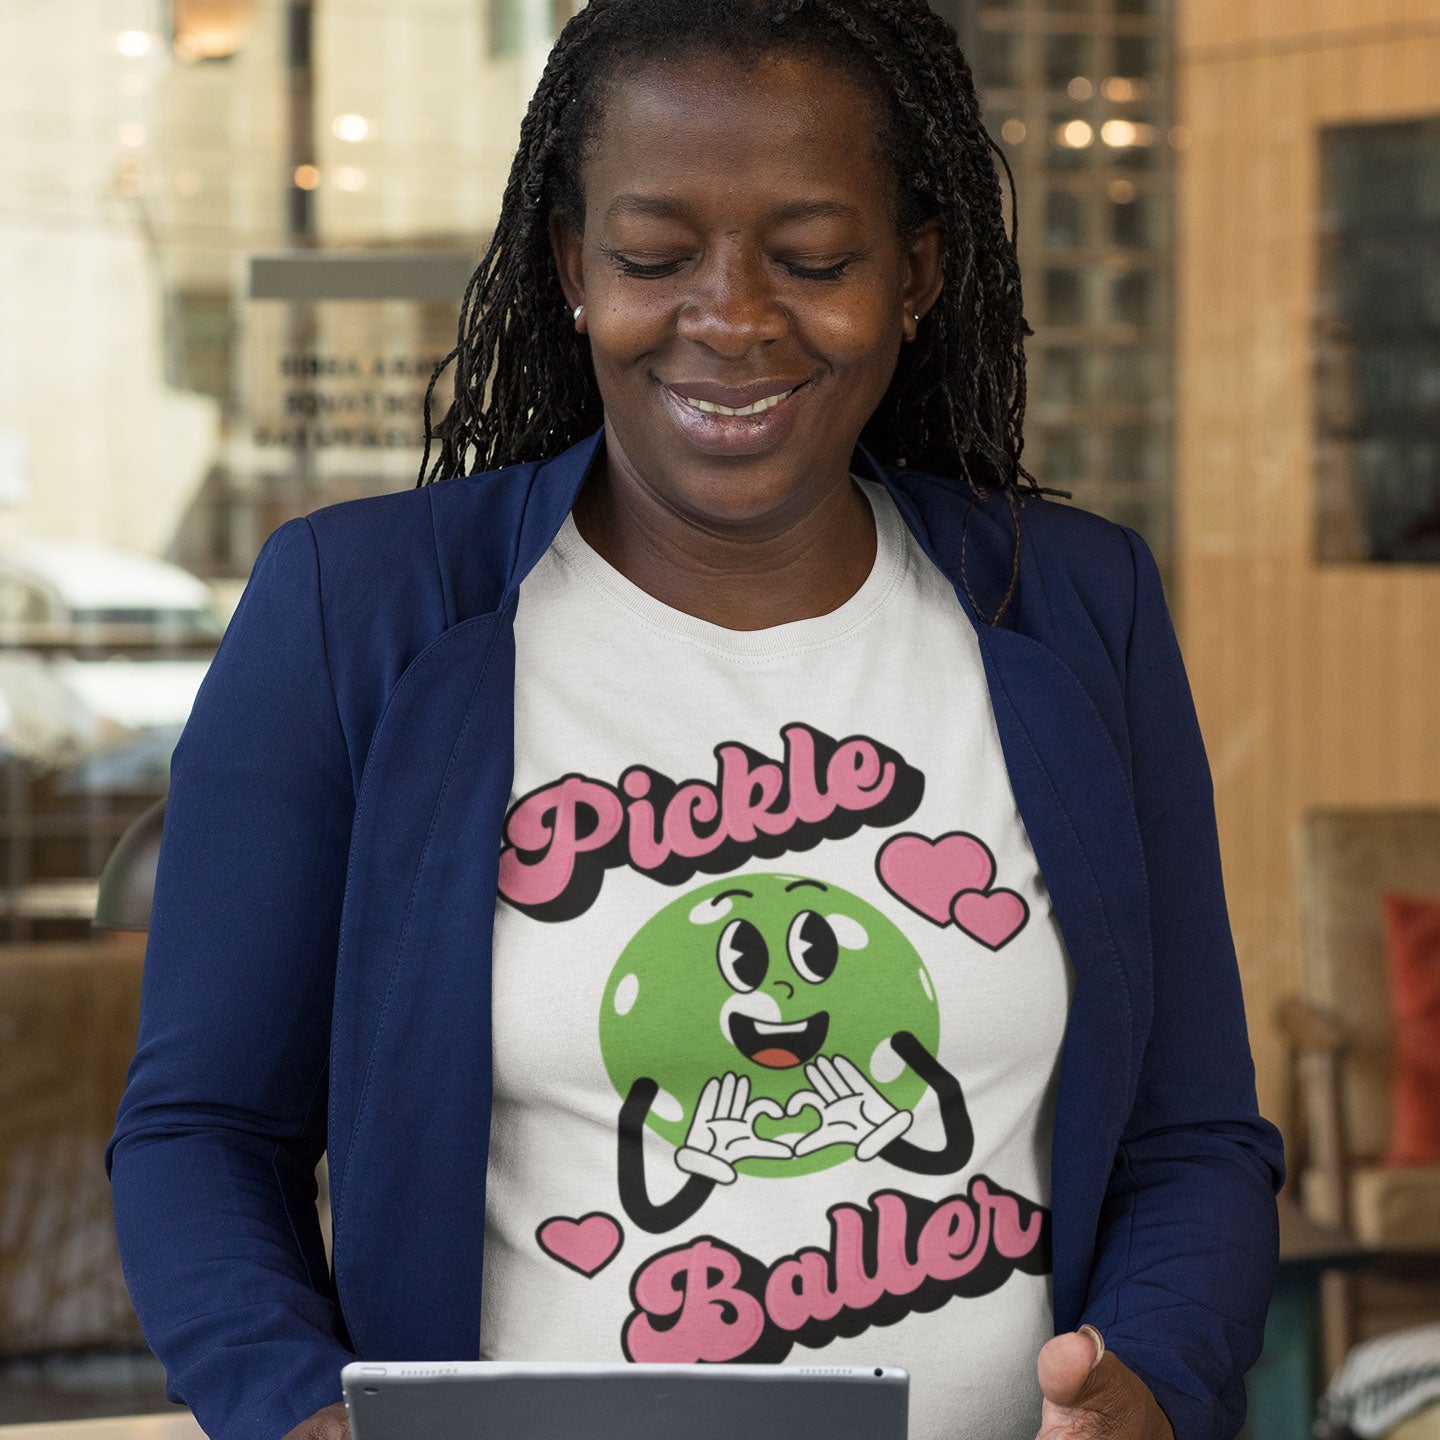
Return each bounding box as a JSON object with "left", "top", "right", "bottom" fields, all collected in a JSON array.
[
  {"left": 0, "top": 540, "right": 220, "bottom": 768},
  {"left": 0, "top": 539, "right": 224, "bottom": 651}
]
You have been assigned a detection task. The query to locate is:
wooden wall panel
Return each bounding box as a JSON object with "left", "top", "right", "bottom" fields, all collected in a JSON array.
[{"left": 1175, "top": 3, "right": 1440, "bottom": 1138}]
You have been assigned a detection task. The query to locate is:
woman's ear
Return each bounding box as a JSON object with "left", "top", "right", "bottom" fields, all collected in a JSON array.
[
  {"left": 903, "top": 216, "right": 945, "bottom": 330},
  {"left": 548, "top": 209, "right": 586, "bottom": 314}
]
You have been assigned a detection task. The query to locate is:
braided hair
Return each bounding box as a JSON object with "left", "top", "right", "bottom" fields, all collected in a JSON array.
[{"left": 418, "top": 0, "right": 1069, "bottom": 626}]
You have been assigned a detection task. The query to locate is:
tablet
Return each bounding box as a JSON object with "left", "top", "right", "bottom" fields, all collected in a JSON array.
[{"left": 341, "top": 1359, "right": 909, "bottom": 1440}]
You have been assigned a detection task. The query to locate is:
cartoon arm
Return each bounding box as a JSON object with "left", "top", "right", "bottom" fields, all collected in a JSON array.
[
  {"left": 877, "top": 1029, "right": 974, "bottom": 1175},
  {"left": 618, "top": 1077, "right": 715, "bottom": 1234}
]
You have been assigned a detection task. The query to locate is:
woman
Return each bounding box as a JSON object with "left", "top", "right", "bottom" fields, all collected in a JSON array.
[{"left": 106, "top": 4, "right": 1285, "bottom": 1440}]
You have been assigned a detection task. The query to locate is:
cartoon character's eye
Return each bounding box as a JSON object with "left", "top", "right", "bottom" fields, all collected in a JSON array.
[
  {"left": 717, "top": 917, "right": 769, "bottom": 992},
  {"left": 787, "top": 910, "right": 838, "bottom": 984}
]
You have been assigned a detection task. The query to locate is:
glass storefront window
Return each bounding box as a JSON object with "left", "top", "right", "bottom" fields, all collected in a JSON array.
[
  {"left": 0, "top": 0, "right": 581, "bottom": 942},
  {"left": 0, "top": 0, "right": 1176, "bottom": 952},
  {"left": 1315, "top": 118, "right": 1440, "bottom": 562}
]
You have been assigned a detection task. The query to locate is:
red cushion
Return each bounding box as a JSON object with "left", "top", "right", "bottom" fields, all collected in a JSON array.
[{"left": 1381, "top": 890, "right": 1440, "bottom": 1167}]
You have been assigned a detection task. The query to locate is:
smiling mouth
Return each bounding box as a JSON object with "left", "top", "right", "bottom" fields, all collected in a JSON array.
[
  {"left": 676, "top": 385, "right": 802, "bottom": 418},
  {"left": 727, "top": 1011, "right": 830, "bottom": 1069}
]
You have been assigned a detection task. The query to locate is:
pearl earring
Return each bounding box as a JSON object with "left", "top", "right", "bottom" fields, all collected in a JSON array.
[{"left": 573, "top": 304, "right": 585, "bottom": 322}]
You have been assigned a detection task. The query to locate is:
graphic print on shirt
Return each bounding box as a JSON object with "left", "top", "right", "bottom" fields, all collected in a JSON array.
[{"left": 498, "top": 721, "right": 1051, "bottom": 1363}]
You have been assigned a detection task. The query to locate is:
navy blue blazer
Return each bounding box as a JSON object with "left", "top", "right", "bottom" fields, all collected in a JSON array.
[{"left": 106, "top": 424, "right": 1285, "bottom": 1440}]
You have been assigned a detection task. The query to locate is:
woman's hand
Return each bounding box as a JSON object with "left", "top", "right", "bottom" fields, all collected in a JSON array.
[
  {"left": 1036, "top": 1328, "right": 1175, "bottom": 1440},
  {"left": 280, "top": 1400, "right": 350, "bottom": 1440}
]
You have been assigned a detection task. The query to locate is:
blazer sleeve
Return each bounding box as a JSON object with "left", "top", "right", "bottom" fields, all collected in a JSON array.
[
  {"left": 105, "top": 517, "right": 358, "bottom": 1440},
  {"left": 1077, "top": 524, "right": 1287, "bottom": 1440}
]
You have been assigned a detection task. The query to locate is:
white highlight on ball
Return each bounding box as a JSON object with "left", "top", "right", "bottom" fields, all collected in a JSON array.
[
  {"left": 613, "top": 973, "right": 639, "bottom": 1015},
  {"left": 870, "top": 1037, "right": 904, "bottom": 1084},
  {"left": 918, "top": 967, "right": 934, "bottom": 1002},
  {"left": 653, "top": 1088, "right": 684, "bottom": 1123},
  {"left": 691, "top": 894, "right": 733, "bottom": 923},
  {"left": 720, "top": 990, "right": 783, "bottom": 1046}
]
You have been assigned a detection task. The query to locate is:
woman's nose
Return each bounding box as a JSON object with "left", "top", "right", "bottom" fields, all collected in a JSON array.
[{"left": 674, "top": 247, "right": 788, "bottom": 356}]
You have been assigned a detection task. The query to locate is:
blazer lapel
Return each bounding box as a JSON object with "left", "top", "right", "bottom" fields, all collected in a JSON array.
[
  {"left": 329, "top": 432, "right": 606, "bottom": 1360},
  {"left": 872, "top": 455, "right": 1154, "bottom": 1334}
]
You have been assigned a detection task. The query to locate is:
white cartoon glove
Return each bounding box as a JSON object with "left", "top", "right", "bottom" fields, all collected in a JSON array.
[
  {"left": 676, "top": 1072, "right": 794, "bottom": 1184},
  {"left": 785, "top": 1054, "right": 913, "bottom": 1160}
]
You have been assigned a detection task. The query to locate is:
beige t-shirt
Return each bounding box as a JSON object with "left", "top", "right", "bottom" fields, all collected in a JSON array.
[{"left": 480, "top": 476, "right": 1075, "bottom": 1440}]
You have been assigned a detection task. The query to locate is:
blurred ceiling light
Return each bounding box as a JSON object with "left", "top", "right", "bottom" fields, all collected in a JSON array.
[
  {"left": 1107, "top": 178, "right": 1138, "bottom": 203},
  {"left": 1057, "top": 120, "right": 1094, "bottom": 149},
  {"left": 173, "top": 0, "right": 258, "bottom": 61},
  {"left": 332, "top": 113, "right": 370, "bottom": 143},
  {"left": 335, "top": 166, "right": 367, "bottom": 192},
  {"left": 1000, "top": 119, "right": 1027, "bottom": 144},
  {"left": 1102, "top": 77, "right": 1140, "bottom": 102},
  {"left": 1067, "top": 77, "right": 1093, "bottom": 101},
  {"left": 115, "top": 30, "right": 156, "bottom": 57},
  {"left": 1101, "top": 120, "right": 1157, "bottom": 148},
  {"left": 119, "top": 122, "right": 147, "bottom": 148},
  {"left": 293, "top": 164, "right": 321, "bottom": 190}
]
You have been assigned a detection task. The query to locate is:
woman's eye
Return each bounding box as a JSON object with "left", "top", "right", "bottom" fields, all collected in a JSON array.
[
  {"left": 782, "top": 259, "right": 853, "bottom": 281},
  {"left": 717, "top": 917, "right": 769, "bottom": 992},
  {"left": 600, "top": 244, "right": 686, "bottom": 278},
  {"left": 600, "top": 247, "right": 853, "bottom": 282}
]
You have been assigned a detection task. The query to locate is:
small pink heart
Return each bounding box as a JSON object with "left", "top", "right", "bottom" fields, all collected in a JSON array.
[
  {"left": 877, "top": 831, "right": 996, "bottom": 925},
  {"left": 951, "top": 887, "right": 1029, "bottom": 950},
  {"left": 536, "top": 1213, "right": 623, "bottom": 1277}
]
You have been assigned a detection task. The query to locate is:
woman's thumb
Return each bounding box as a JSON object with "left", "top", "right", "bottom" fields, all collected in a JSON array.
[{"left": 1037, "top": 1326, "right": 1107, "bottom": 1409}]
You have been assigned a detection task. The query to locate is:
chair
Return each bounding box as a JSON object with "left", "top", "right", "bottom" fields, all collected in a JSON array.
[{"left": 1282, "top": 809, "right": 1440, "bottom": 1378}]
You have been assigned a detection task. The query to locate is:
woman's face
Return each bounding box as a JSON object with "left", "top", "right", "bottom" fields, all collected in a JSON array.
[{"left": 549, "top": 50, "right": 944, "bottom": 527}]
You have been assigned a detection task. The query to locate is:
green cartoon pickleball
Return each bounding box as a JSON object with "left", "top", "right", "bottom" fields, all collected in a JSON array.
[{"left": 599, "top": 873, "right": 975, "bottom": 1235}]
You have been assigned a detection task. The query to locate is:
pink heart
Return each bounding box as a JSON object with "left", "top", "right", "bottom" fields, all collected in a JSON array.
[
  {"left": 951, "top": 888, "right": 1029, "bottom": 950},
  {"left": 536, "top": 1213, "right": 623, "bottom": 1277},
  {"left": 876, "top": 831, "right": 996, "bottom": 925}
]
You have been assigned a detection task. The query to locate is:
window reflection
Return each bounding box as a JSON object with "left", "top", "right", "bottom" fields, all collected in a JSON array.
[
  {"left": 1113, "top": 268, "right": 1162, "bottom": 327},
  {"left": 1046, "top": 268, "right": 1089, "bottom": 326},
  {"left": 1045, "top": 32, "right": 1092, "bottom": 90},
  {"left": 1046, "top": 188, "right": 1088, "bottom": 249},
  {"left": 1040, "top": 347, "right": 1091, "bottom": 405},
  {"left": 981, "top": 28, "right": 1023, "bottom": 88}
]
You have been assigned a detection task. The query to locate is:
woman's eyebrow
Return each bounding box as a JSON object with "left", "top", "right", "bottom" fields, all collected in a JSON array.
[{"left": 604, "top": 194, "right": 862, "bottom": 225}]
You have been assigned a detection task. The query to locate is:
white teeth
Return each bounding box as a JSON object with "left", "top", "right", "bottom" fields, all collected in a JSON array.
[
  {"left": 753, "top": 1018, "right": 810, "bottom": 1036},
  {"left": 680, "top": 387, "right": 797, "bottom": 418}
]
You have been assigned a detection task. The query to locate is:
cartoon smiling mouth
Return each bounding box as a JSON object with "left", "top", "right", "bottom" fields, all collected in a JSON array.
[{"left": 727, "top": 1012, "right": 830, "bottom": 1069}]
